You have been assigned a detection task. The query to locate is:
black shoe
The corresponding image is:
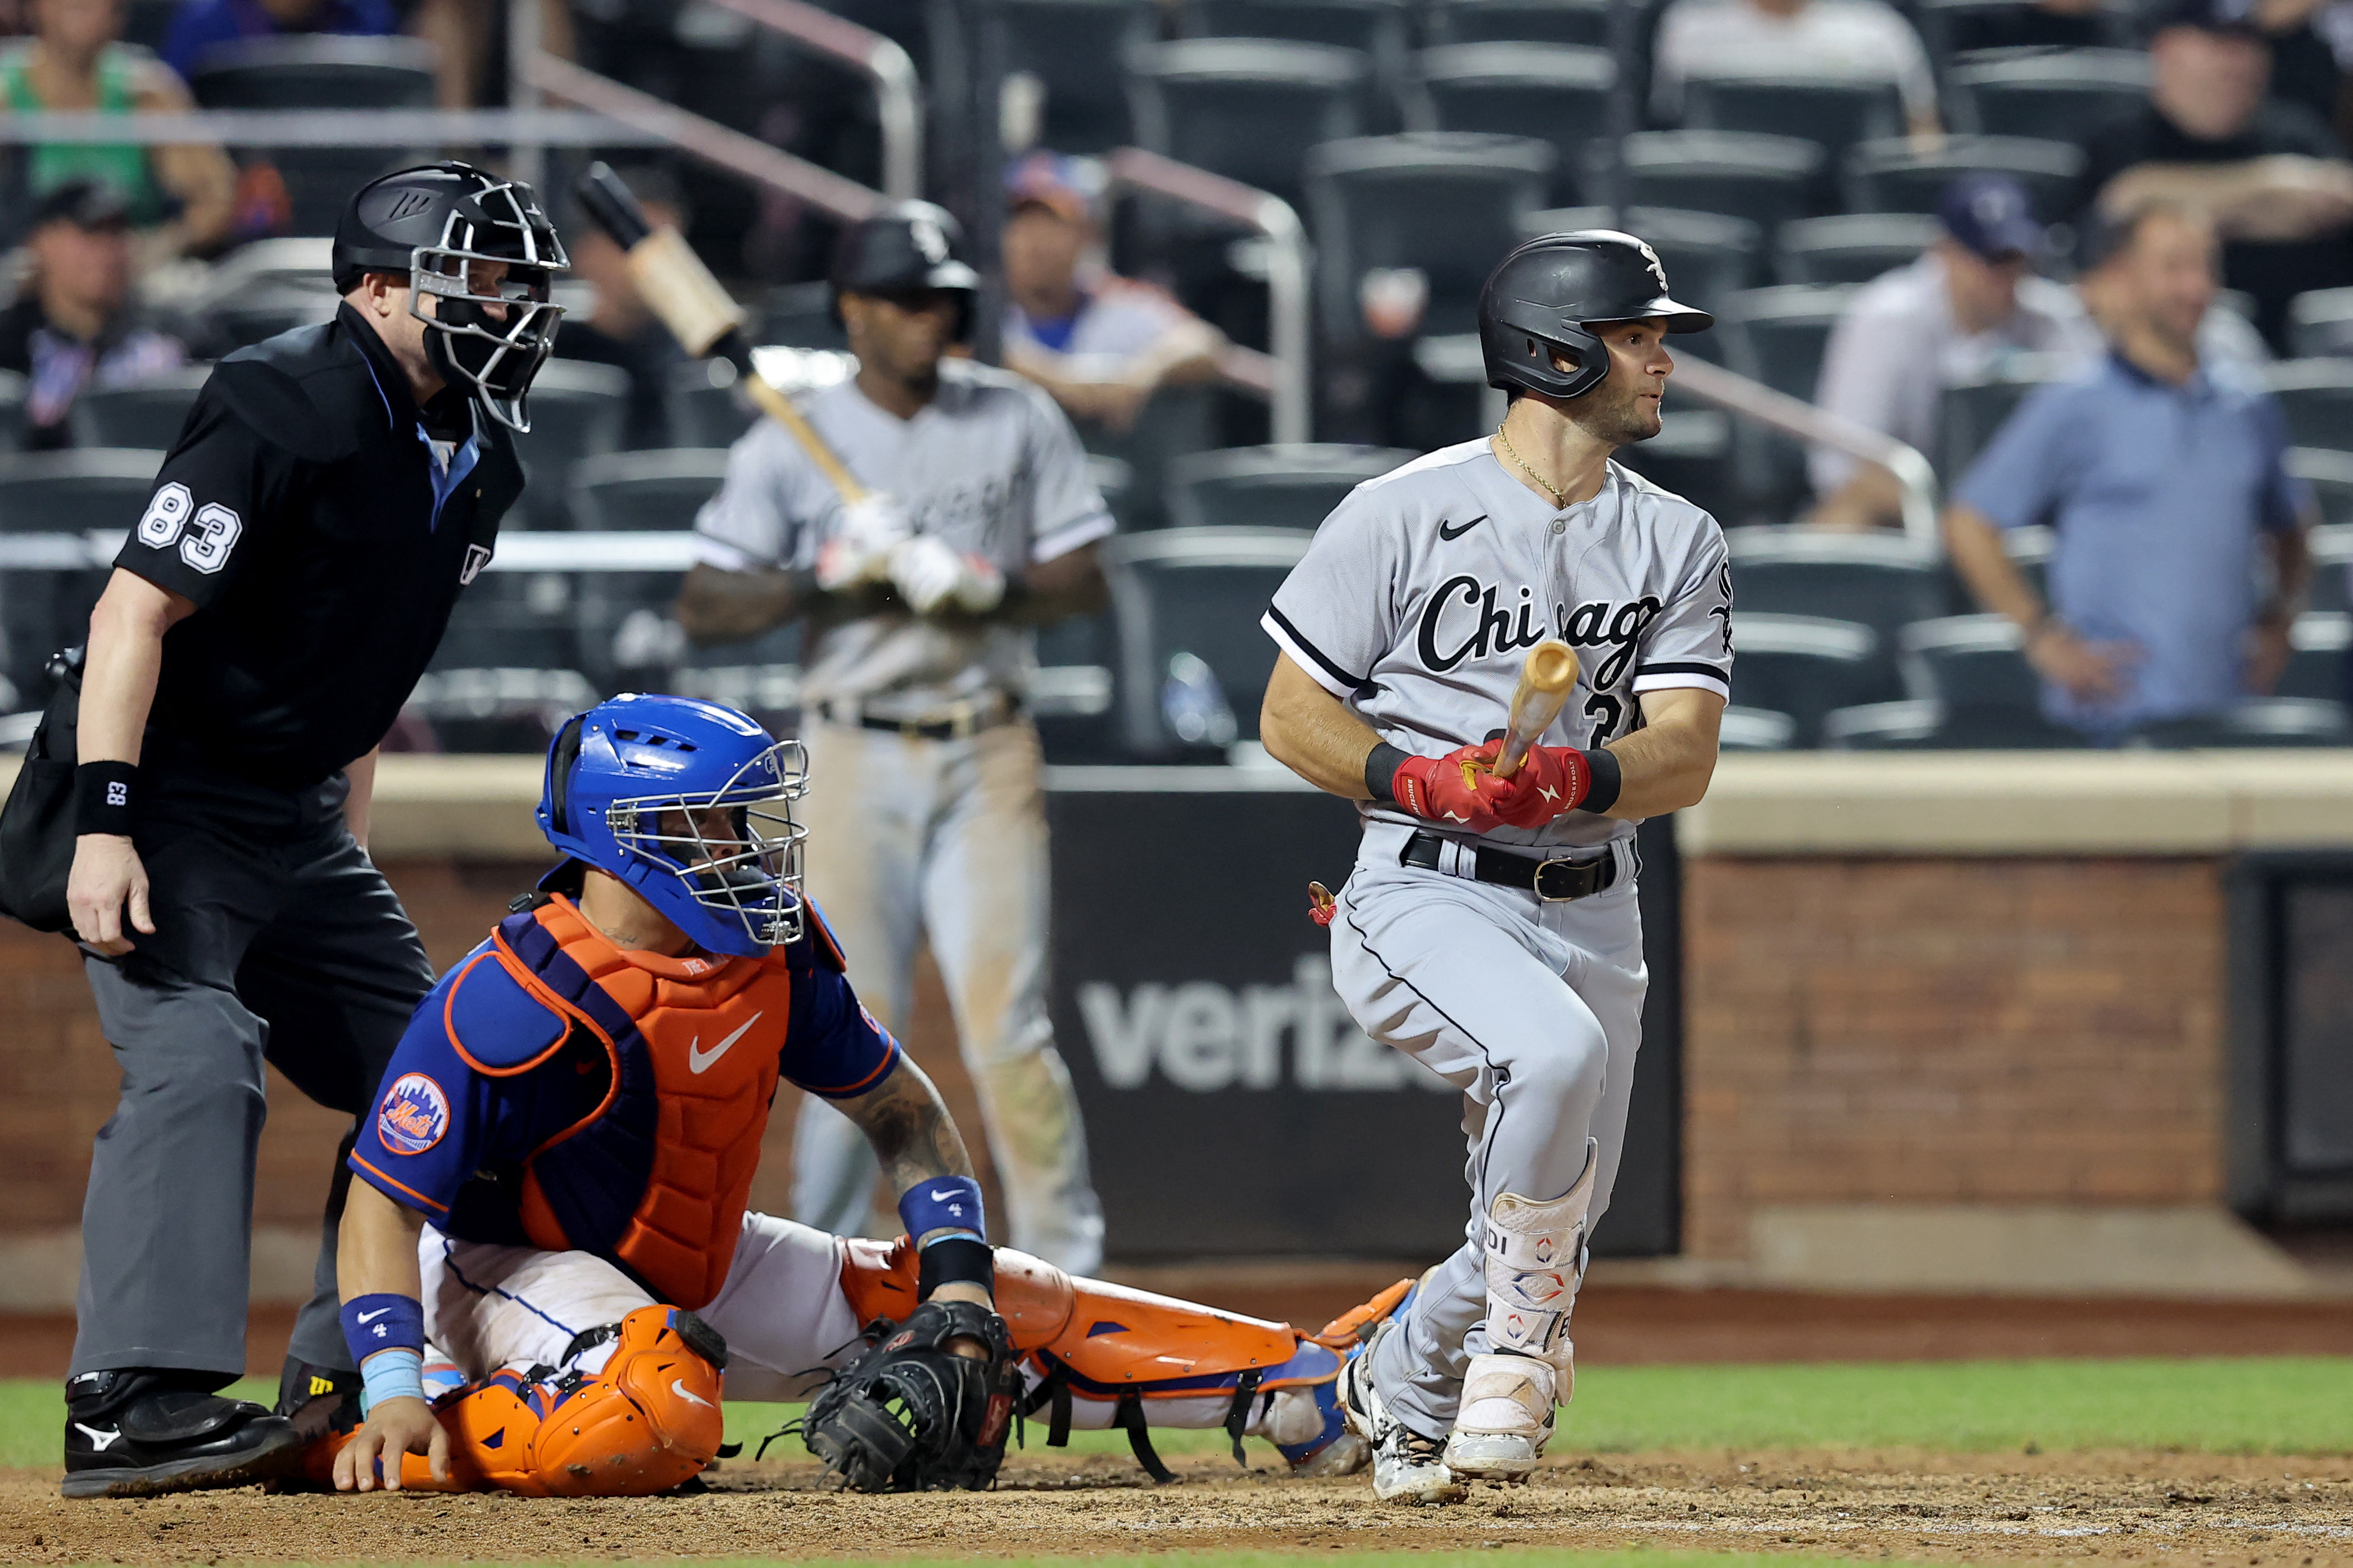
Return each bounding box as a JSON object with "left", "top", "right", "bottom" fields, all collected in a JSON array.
[
  {"left": 275, "top": 1358, "right": 361, "bottom": 1446},
  {"left": 62, "top": 1370, "right": 304, "bottom": 1499}
]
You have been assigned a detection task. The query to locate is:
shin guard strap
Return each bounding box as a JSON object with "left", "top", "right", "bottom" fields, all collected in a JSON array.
[
  {"left": 1114, "top": 1390, "right": 1175, "bottom": 1484},
  {"left": 1223, "top": 1369, "right": 1264, "bottom": 1467}
]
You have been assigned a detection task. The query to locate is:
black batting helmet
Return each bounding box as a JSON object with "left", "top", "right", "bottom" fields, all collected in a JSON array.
[
  {"left": 1479, "top": 231, "right": 1712, "bottom": 400},
  {"left": 829, "top": 201, "right": 980, "bottom": 338},
  {"left": 332, "top": 161, "right": 568, "bottom": 433}
]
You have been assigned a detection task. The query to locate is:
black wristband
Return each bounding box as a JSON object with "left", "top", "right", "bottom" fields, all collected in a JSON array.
[
  {"left": 75, "top": 761, "right": 138, "bottom": 837},
  {"left": 915, "top": 1235, "right": 995, "bottom": 1300},
  {"left": 1576, "top": 748, "right": 1622, "bottom": 814},
  {"left": 1364, "top": 742, "right": 1411, "bottom": 803}
]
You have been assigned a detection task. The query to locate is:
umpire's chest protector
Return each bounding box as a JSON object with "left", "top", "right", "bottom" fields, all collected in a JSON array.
[{"left": 450, "top": 898, "right": 796, "bottom": 1308}]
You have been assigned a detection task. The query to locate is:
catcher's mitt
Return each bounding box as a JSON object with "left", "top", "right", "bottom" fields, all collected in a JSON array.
[{"left": 803, "top": 1299, "right": 1018, "bottom": 1492}]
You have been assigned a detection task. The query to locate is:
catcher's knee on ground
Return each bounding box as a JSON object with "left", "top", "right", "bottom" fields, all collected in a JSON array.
[{"left": 320, "top": 1305, "right": 728, "bottom": 1496}]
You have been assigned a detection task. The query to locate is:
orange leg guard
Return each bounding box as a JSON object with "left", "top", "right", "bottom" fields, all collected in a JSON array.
[{"left": 307, "top": 1306, "right": 727, "bottom": 1497}]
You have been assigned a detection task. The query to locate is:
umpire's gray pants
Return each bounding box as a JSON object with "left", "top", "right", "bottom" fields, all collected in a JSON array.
[
  {"left": 72, "top": 759, "right": 431, "bottom": 1381},
  {"left": 1330, "top": 821, "right": 1648, "bottom": 1442}
]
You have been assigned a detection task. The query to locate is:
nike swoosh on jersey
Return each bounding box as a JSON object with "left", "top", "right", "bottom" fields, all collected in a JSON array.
[
  {"left": 1438, "top": 515, "right": 1486, "bottom": 540},
  {"left": 74, "top": 1423, "right": 123, "bottom": 1451},
  {"left": 670, "top": 1379, "right": 715, "bottom": 1410},
  {"left": 688, "top": 1012, "right": 764, "bottom": 1074},
  {"left": 357, "top": 1307, "right": 392, "bottom": 1323}
]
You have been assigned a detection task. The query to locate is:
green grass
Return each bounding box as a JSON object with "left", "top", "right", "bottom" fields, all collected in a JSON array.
[{"left": 10, "top": 1356, "right": 2353, "bottom": 1473}]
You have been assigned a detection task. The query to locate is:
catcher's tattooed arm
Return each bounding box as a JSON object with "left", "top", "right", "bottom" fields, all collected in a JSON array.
[{"left": 833, "top": 1059, "right": 994, "bottom": 1317}]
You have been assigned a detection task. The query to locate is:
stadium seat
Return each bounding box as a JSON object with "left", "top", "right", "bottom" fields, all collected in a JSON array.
[
  {"left": 1944, "top": 49, "right": 2147, "bottom": 142},
  {"left": 998, "top": 0, "right": 1157, "bottom": 151},
  {"left": 2309, "top": 522, "right": 2353, "bottom": 613},
  {"left": 1842, "top": 136, "right": 2083, "bottom": 218},
  {"left": 1722, "top": 525, "right": 1942, "bottom": 679},
  {"left": 1897, "top": 613, "right": 2041, "bottom": 709},
  {"left": 2130, "top": 698, "right": 2353, "bottom": 748},
  {"left": 1606, "top": 131, "right": 1822, "bottom": 232},
  {"left": 203, "top": 282, "right": 340, "bottom": 353},
  {"left": 2266, "top": 361, "right": 2353, "bottom": 453},
  {"left": 1679, "top": 76, "right": 1906, "bottom": 171},
  {"left": 1305, "top": 133, "right": 1554, "bottom": 340},
  {"left": 67, "top": 369, "right": 209, "bottom": 452},
  {"left": 189, "top": 37, "right": 436, "bottom": 237},
  {"left": 1128, "top": 40, "right": 1370, "bottom": 207},
  {"left": 1613, "top": 408, "right": 1735, "bottom": 521},
  {"left": 1103, "top": 526, "right": 1313, "bottom": 756},
  {"left": 1717, "top": 705, "right": 1797, "bottom": 751},
  {"left": 2289, "top": 449, "right": 2353, "bottom": 528},
  {"left": 668, "top": 362, "right": 756, "bottom": 450},
  {"left": 1426, "top": 0, "right": 1612, "bottom": 46},
  {"left": 570, "top": 449, "right": 731, "bottom": 533},
  {"left": 1775, "top": 212, "right": 1938, "bottom": 286},
  {"left": 1409, "top": 46, "right": 1614, "bottom": 201},
  {"left": 1714, "top": 286, "right": 1856, "bottom": 507},
  {"left": 1530, "top": 206, "right": 1758, "bottom": 316},
  {"left": 2279, "top": 611, "right": 2350, "bottom": 702},
  {"left": 1721, "top": 613, "right": 1880, "bottom": 747},
  {"left": 2289, "top": 289, "right": 2353, "bottom": 360},
  {"left": 1165, "top": 443, "right": 1416, "bottom": 530},
  {"left": 1936, "top": 355, "right": 2071, "bottom": 482},
  {"left": 0, "top": 368, "right": 31, "bottom": 452},
  {"left": 757, "top": 282, "right": 850, "bottom": 351},
  {"left": 1823, "top": 697, "right": 2082, "bottom": 748},
  {"left": 402, "top": 666, "right": 600, "bottom": 755},
  {"left": 1185, "top": 0, "right": 1413, "bottom": 56},
  {"left": 0, "top": 449, "right": 163, "bottom": 698},
  {"left": 514, "top": 361, "right": 631, "bottom": 528}
]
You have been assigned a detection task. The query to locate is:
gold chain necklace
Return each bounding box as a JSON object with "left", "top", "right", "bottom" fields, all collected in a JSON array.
[{"left": 1494, "top": 422, "right": 1566, "bottom": 510}]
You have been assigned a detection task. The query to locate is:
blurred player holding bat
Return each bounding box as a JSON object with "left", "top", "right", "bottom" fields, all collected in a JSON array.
[
  {"left": 577, "top": 167, "right": 1112, "bottom": 1275},
  {"left": 1259, "top": 231, "right": 1735, "bottom": 1502}
]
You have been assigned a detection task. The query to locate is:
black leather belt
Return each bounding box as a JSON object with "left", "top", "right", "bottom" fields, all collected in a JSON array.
[
  {"left": 817, "top": 695, "right": 1017, "bottom": 741},
  {"left": 1400, "top": 831, "right": 1618, "bottom": 902}
]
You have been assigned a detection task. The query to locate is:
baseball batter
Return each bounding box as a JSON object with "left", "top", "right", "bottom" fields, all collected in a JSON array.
[
  {"left": 1259, "top": 232, "right": 1734, "bottom": 1502},
  {"left": 674, "top": 203, "right": 1108, "bottom": 1273}
]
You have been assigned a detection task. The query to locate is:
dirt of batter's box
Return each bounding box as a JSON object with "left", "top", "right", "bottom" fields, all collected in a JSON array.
[{"left": 10, "top": 1449, "right": 2353, "bottom": 1567}]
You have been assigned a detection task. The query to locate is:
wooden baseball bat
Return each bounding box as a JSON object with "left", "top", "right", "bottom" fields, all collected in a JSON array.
[
  {"left": 574, "top": 163, "right": 871, "bottom": 505},
  {"left": 1492, "top": 640, "right": 1581, "bottom": 780}
]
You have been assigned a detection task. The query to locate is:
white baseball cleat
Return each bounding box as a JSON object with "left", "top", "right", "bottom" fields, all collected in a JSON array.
[
  {"left": 1441, "top": 1349, "right": 1566, "bottom": 1481},
  {"left": 1339, "top": 1322, "right": 1466, "bottom": 1505}
]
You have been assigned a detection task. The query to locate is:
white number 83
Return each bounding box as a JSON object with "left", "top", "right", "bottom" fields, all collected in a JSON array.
[{"left": 134, "top": 481, "right": 242, "bottom": 574}]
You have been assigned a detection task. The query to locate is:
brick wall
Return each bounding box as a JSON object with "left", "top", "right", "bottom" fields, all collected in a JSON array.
[
  {"left": 1680, "top": 856, "right": 2228, "bottom": 1260},
  {"left": 0, "top": 860, "right": 993, "bottom": 1276}
]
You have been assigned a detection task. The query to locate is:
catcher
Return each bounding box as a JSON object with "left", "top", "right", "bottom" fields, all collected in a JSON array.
[{"left": 318, "top": 693, "right": 1391, "bottom": 1497}]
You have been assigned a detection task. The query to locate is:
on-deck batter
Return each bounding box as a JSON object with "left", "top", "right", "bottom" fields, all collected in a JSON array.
[
  {"left": 674, "top": 203, "right": 1107, "bottom": 1274},
  {"left": 1258, "top": 231, "right": 1734, "bottom": 1503}
]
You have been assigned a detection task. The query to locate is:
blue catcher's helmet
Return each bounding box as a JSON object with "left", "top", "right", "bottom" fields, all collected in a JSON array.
[{"left": 537, "top": 694, "right": 810, "bottom": 957}]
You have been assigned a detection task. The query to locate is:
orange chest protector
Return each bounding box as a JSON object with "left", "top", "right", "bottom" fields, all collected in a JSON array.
[{"left": 453, "top": 898, "right": 797, "bottom": 1308}]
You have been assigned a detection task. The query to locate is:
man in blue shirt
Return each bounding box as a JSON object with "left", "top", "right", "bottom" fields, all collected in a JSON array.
[
  {"left": 163, "top": 0, "right": 397, "bottom": 83},
  {"left": 1944, "top": 201, "right": 2312, "bottom": 735}
]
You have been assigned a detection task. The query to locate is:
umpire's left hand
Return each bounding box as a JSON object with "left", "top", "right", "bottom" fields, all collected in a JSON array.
[{"left": 69, "top": 833, "right": 154, "bottom": 955}]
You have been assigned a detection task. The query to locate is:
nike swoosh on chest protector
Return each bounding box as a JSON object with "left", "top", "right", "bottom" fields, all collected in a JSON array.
[{"left": 687, "top": 1012, "right": 764, "bottom": 1074}]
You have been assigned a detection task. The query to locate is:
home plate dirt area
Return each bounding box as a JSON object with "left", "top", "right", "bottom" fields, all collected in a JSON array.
[{"left": 7, "top": 1448, "right": 2353, "bottom": 1566}]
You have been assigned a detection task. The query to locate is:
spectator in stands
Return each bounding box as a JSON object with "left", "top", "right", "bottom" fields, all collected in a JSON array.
[
  {"left": 0, "top": 179, "right": 185, "bottom": 449},
  {"left": 2074, "top": 0, "right": 2353, "bottom": 350},
  {"left": 2, "top": 0, "right": 235, "bottom": 262},
  {"left": 161, "top": 0, "right": 395, "bottom": 81},
  {"left": 2074, "top": 206, "right": 2274, "bottom": 372},
  {"left": 1943, "top": 202, "right": 2313, "bottom": 738},
  {"left": 556, "top": 163, "right": 685, "bottom": 449},
  {"left": 1808, "top": 175, "right": 2088, "bottom": 530},
  {"left": 999, "top": 152, "right": 1228, "bottom": 434},
  {"left": 1650, "top": 0, "right": 1940, "bottom": 133}
]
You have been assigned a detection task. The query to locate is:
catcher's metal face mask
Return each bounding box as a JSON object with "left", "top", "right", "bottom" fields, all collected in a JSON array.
[{"left": 407, "top": 178, "right": 568, "bottom": 433}]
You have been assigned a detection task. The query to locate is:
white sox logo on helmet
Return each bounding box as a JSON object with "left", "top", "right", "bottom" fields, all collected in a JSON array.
[{"left": 911, "top": 217, "right": 949, "bottom": 265}]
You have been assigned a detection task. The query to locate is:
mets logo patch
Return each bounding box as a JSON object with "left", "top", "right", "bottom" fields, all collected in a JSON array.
[{"left": 377, "top": 1072, "right": 450, "bottom": 1156}]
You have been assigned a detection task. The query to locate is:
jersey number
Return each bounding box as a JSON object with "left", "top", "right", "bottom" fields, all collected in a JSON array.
[
  {"left": 135, "top": 482, "right": 241, "bottom": 575},
  {"left": 1585, "top": 692, "right": 1625, "bottom": 748}
]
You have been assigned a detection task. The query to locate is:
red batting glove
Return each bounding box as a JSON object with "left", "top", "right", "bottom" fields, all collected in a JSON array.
[
  {"left": 1390, "top": 742, "right": 1511, "bottom": 833},
  {"left": 1484, "top": 744, "right": 1594, "bottom": 829}
]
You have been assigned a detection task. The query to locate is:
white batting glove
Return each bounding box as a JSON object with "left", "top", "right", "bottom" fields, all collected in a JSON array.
[
  {"left": 887, "top": 536, "right": 1006, "bottom": 615},
  {"left": 814, "top": 496, "right": 913, "bottom": 592}
]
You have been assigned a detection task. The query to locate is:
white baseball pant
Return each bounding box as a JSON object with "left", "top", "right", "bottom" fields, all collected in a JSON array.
[
  {"left": 1327, "top": 820, "right": 1648, "bottom": 1443},
  {"left": 788, "top": 718, "right": 1105, "bottom": 1274}
]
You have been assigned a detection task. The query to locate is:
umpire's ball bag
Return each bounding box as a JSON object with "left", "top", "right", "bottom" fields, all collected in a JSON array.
[{"left": 0, "top": 646, "right": 83, "bottom": 933}]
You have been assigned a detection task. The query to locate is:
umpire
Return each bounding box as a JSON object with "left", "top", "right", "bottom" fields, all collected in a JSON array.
[{"left": 36, "top": 162, "right": 561, "bottom": 1498}]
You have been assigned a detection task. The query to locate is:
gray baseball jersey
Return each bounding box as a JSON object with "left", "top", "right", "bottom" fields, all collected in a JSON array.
[
  {"left": 693, "top": 358, "right": 1113, "bottom": 717},
  {"left": 1262, "top": 438, "right": 1733, "bottom": 852}
]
